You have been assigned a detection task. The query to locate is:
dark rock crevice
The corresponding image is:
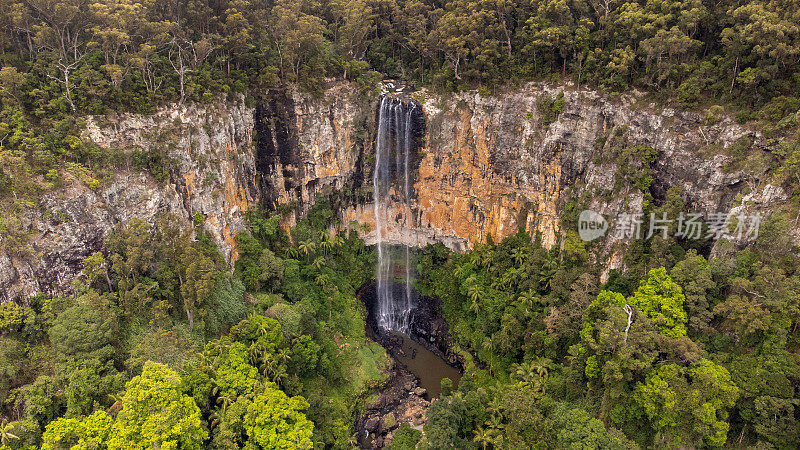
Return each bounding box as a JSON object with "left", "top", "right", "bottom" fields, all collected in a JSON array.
[{"left": 253, "top": 89, "right": 302, "bottom": 211}]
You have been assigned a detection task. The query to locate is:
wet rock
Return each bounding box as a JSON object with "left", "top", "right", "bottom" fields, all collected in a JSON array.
[
  {"left": 364, "top": 416, "right": 380, "bottom": 432},
  {"left": 5, "top": 80, "right": 786, "bottom": 302},
  {"left": 413, "top": 387, "right": 426, "bottom": 397},
  {"left": 365, "top": 396, "right": 386, "bottom": 410}
]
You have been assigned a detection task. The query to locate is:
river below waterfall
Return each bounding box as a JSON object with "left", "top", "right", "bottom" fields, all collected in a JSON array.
[{"left": 389, "top": 332, "right": 461, "bottom": 398}]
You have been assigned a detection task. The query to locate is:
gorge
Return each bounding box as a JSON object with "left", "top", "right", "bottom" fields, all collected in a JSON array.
[
  {"left": 1, "top": 80, "right": 784, "bottom": 301},
  {"left": 0, "top": 80, "right": 796, "bottom": 449},
  {"left": 5, "top": 0, "right": 800, "bottom": 445}
]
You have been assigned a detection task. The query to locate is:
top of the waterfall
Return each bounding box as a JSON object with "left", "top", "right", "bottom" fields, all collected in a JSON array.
[{"left": 381, "top": 80, "right": 416, "bottom": 96}]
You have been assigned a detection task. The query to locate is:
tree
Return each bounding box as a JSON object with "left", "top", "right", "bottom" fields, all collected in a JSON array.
[
  {"left": 42, "top": 410, "right": 112, "bottom": 449},
  {"left": 28, "top": 0, "right": 93, "bottom": 110},
  {"left": 629, "top": 267, "right": 687, "bottom": 337},
  {"left": 670, "top": 250, "right": 715, "bottom": 334},
  {"left": 108, "top": 361, "right": 207, "bottom": 449},
  {"left": 634, "top": 359, "right": 739, "bottom": 447},
  {"left": 330, "top": 0, "right": 375, "bottom": 63},
  {"left": 83, "top": 251, "right": 113, "bottom": 291},
  {"left": 259, "top": 248, "right": 284, "bottom": 292},
  {"left": 269, "top": 0, "right": 327, "bottom": 80},
  {"left": 550, "top": 404, "right": 635, "bottom": 449},
  {"left": 48, "top": 290, "right": 118, "bottom": 361},
  {"left": 106, "top": 218, "right": 154, "bottom": 317},
  {"left": 243, "top": 385, "right": 314, "bottom": 449},
  {"left": 180, "top": 247, "right": 219, "bottom": 331},
  {"left": 88, "top": 0, "right": 146, "bottom": 87},
  {"left": 0, "top": 419, "right": 19, "bottom": 446},
  {"left": 724, "top": 0, "right": 800, "bottom": 75}
]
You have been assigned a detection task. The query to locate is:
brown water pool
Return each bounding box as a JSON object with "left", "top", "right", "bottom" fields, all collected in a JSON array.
[{"left": 391, "top": 334, "right": 461, "bottom": 398}]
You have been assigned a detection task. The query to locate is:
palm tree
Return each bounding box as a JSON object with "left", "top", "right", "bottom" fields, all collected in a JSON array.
[
  {"left": 531, "top": 357, "right": 552, "bottom": 378},
  {"left": 485, "top": 414, "right": 505, "bottom": 440},
  {"left": 517, "top": 290, "right": 536, "bottom": 316},
  {"left": 473, "top": 425, "right": 492, "bottom": 450},
  {"left": 512, "top": 248, "right": 526, "bottom": 266},
  {"left": 467, "top": 283, "right": 483, "bottom": 315},
  {"left": 299, "top": 240, "right": 316, "bottom": 259},
  {"left": 248, "top": 343, "right": 264, "bottom": 366},
  {"left": 315, "top": 274, "right": 330, "bottom": 288},
  {"left": 470, "top": 297, "right": 481, "bottom": 315},
  {"left": 539, "top": 259, "right": 558, "bottom": 289},
  {"left": 312, "top": 256, "right": 325, "bottom": 270},
  {"left": 0, "top": 419, "right": 18, "bottom": 446},
  {"left": 467, "top": 281, "right": 483, "bottom": 304},
  {"left": 320, "top": 238, "right": 333, "bottom": 256},
  {"left": 277, "top": 347, "right": 292, "bottom": 366},
  {"left": 216, "top": 393, "right": 235, "bottom": 413},
  {"left": 486, "top": 394, "right": 503, "bottom": 422}
]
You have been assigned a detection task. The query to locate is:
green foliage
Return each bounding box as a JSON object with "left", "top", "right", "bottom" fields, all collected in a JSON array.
[
  {"left": 0, "top": 302, "right": 32, "bottom": 334},
  {"left": 629, "top": 267, "right": 688, "bottom": 337},
  {"left": 391, "top": 423, "right": 422, "bottom": 449},
  {"left": 243, "top": 386, "right": 314, "bottom": 449},
  {"left": 42, "top": 410, "right": 113, "bottom": 449},
  {"left": 550, "top": 404, "right": 636, "bottom": 449},
  {"left": 109, "top": 361, "right": 207, "bottom": 449},
  {"left": 634, "top": 359, "right": 739, "bottom": 447},
  {"left": 615, "top": 145, "right": 657, "bottom": 191},
  {"left": 537, "top": 91, "right": 565, "bottom": 126}
]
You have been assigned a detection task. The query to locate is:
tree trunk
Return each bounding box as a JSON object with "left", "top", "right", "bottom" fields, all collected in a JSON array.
[
  {"left": 104, "top": 269, "right": 113, "bottom": 292},
  {"left": 63, "top": 67, "right": 76, "bottom": 111}
]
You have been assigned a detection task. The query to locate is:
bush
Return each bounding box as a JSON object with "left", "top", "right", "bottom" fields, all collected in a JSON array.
[
  {"left": 676, "top": 77, "right": 702, "bottom": 108},
  {"left": 538, "top": 91, "right": 565, "bottom": 126},
  {"left": 391, "top": 423, "right": 422, "bottom": 449}
]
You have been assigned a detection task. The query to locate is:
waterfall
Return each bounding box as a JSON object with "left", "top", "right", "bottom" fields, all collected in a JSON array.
[{"left": 373, "top": 96, "right": 416, "bottom": 333}]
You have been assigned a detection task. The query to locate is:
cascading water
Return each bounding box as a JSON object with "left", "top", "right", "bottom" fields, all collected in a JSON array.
[{"left": 373, "top": 96, "right": 416, "bottom": 333}]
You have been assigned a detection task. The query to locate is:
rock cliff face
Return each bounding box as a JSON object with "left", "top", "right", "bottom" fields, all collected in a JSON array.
[
  {"left": 348, "top": 84, "right": 784, "bottom": 257},
  {"left": 0, "top": 81, "right": 788, "bottom": 301},
  {"left": 0, "top": 98, "right": 257, "bottom": 301}
]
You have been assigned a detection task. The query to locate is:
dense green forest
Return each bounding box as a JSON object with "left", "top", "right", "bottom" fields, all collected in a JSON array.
[
  {"left": 0, "top": 200, "right": 393, "bottom": 448},
  {"left": 4, "top": 200, "right": 800, "bottom": 448},
  {"left": 1, "top": 0, "right": 800, "bottom": 219},
  {"left": 413, "top": 211, "right": 800, "bottom": 449},
  {"left": 1, "top": 0, "right": 800, "bottom": 448}
]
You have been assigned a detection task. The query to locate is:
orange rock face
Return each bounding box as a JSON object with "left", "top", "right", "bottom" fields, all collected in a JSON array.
[{"left": 338, "top": 87, "right": 580, "bottom": 251}]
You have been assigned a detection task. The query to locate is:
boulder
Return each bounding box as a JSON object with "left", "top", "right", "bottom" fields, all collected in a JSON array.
[{"left": 364, "top": 416, "right": 380, "bottom": 432}]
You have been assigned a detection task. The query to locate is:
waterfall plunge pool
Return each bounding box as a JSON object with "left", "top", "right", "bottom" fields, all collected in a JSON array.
[
  {"left": 389, "top": 332, "right": 461, "bottom": 398},
  {"left": 361, "top": 279, "right": 462, "bottom": 399}
]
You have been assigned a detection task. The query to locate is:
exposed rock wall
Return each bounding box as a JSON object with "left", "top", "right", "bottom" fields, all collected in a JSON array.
[
  {"left": 1, "top": 81, "right": 788, "bottom": 301},
  {"left": 0, "top": 98, "right": 258, "bottom": 301},
  {"left": 348, "top": 84, "right": 783, "bottom": 256}
]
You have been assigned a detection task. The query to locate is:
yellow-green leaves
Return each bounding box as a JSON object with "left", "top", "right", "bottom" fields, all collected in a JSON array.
[
  {"left": 243, "top": 386, "right": 314, "bottom": 449},
  {"left": 634, "top": 359, "right": 739, "bottom": 447},
  {"left": 630, "top": 267, "right": 688, "bottom": 337}
]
